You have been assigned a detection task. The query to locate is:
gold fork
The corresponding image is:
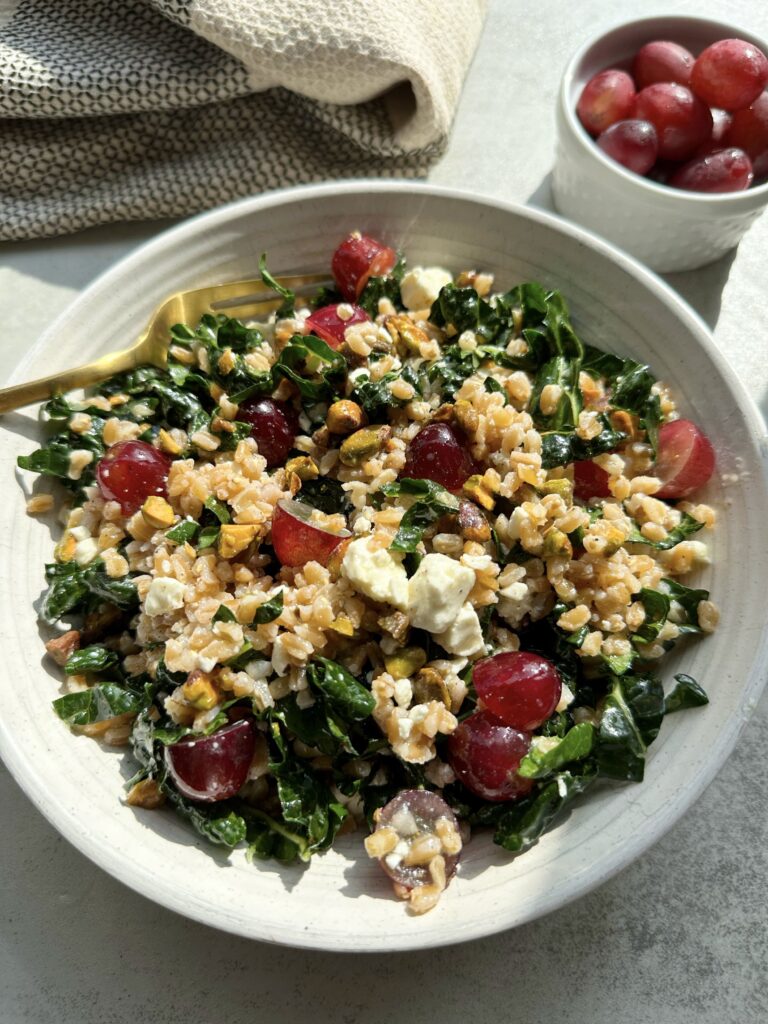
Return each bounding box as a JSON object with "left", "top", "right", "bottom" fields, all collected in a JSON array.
[{"left": 0, "top": 272, "right": 331, "bottom": 414}]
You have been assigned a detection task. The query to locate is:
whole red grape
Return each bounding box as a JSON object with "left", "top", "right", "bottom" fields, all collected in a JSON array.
[
  {"left": 597, "top": 119, "right": 659, "bottom": 174},
  {"left": 691, "top": 38, "right": 768, "bottom": 111},
  {"left": 633, "top": 40, "right": 695, "bottom": 89},
  {"left": 577, "top": 69, "right": 636, "bottom": 136},
  {"left": 633, "top": 83, "right": 713, "bottom": 160}
]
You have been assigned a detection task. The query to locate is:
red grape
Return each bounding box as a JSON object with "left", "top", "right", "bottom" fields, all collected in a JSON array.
[
  {"left": 597, "top": 119, "right": 659, "bottom": 174},
  {"left": 373, "top": 790, "right": 461, "bottom": 890},
  {"left": 271, "top": 498, "right": 350, "bottom": 567},
  {"left": 668, "top": 147, "right": 753, "bottom": 192},
  {"left": 573, "top": 460, "right": 611, "bottom": 501},
  {"left": 723, "top": 91, "right": 768, "bottom": 161},
  {"left": 691, "top": 38, "right": 768, "bottom": 111},
  {"left": 474, "top": 651, "right": 562, "bottom": 731},
  {"left": 165, "top": 719, "right": 255, "bottom": 802},
  {"left": 96, "top": 439, "right": 171, "bottom": 515},
  {"left": 448, "top": 711, "right": 533, "bottom": 802},
  {"left": 577, "top": 69, "right": 636, "bottom": 136},
  {"left": 402, "top": 422, "right": 476, "bottom": 492},
  {"left": 633, "top": 40, "right": 694, "bottom": 89},
  {"left": 305, "top": 303, "right": 370, "bottom": 350},
  {"left": 654, "top": 419, "right": 716, "bottom": 499},
  {"left": 331, "top": 234, "right": 397, "bottom": 301},
  {"left": 633, "top": 83, "right": 713, "bottom": 160},
  {"left": 237, "top": 397, "right": 297, "bottom": 467}
]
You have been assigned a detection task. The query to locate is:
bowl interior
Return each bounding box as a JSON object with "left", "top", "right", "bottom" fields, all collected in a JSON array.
[
  {"left": 2, "top": 183, "right": 767, "bottom": 950},
  {"left": 563, "top": 15, "right": 768, "bottom": 200}
]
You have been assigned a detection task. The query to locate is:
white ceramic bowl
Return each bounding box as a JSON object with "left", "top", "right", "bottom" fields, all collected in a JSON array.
[
  {"left": 553, "top": 16, "right": 768, "bottom": 272},
  {"left": 2, "top": 182, "right": 768, "bottom": 950}
]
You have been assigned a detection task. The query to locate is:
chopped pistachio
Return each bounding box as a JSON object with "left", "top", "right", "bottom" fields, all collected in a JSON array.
[
  {"left": 141, "top": 496, "right": 175, "bottom": 530},
  {"left": 218, "top": 523, "right": 259, "bottom": 559},
  {"left": 285, "top": 455, "right": 319, "bottom": 481},
  {"left": 339, "top": 425, "right": 391, "bottom": 467},
  {"left": 384, "top": 646, "right": 427, "bottom": 680},
  {"left": 542, "top": 527, "right": 573, "bottom": 558},
  {"left": 462, "top": 474, "right": 498, "bottom": 511}
]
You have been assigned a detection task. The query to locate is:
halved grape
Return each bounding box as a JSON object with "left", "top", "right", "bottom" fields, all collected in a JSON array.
[
  {"left": 633, "top": 40, "right": 694, "bottom": 89},
  {"left": 271, "top": 498, "right": 350, "bottom": 567},
  {"left": 654, "top": 419, "right": 716, "bottom": 498},
  {"left": 668, "top": 147, "right": 753, "bottom": 192},
  {"left": 96, "top": 440, "right": 172, "bottom": 515},
  {"left": 691, "top": 38, "right": 768, "bottom": 111},
  {"left": 633, "top": 83, "right": 713, "bottom": 160},
  {"left": 577, "top": 69, "right": 636, "bottom": 136},
  {"left": 597, "top": 119, "right": 659, "bottom": 174},
  {"left": 474, "top": 651, "right": 562, "bottom": 731},
  {"left": 402, "top": 422, "right": 476, "bottom": 492},
  {"left": 447, "top": 711, "right": 534, "bottom": 802},
  {"left": 165, "top": 720, "right": 255, "bottom": 803},
  {"left": 331, "top": 234, "right": 397, "bottom": 301},
  {"left": 305, "top": 303, "right": 370, "bottom": 350},
  {"left": 237, "top": 397, "right": 297, "bottom": 467},
  {"left": 573, "top": 459, "right": 611, "bottom": 501},
  {"left": 373, "top": 790, "right": 461, "bottom": 890}
]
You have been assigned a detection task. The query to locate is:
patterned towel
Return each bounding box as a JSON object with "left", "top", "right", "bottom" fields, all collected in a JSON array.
[{"left": 0, "top": 0, "right": 487, "bottom": 241}]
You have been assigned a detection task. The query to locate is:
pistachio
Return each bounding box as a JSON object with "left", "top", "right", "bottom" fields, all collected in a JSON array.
[
  {"left": 141, "top": 496, "right": 175, "bottom": 530},
  {"left": 453, "top": 399, "right": 479, "bottom": 435},
  {"left": 339, "top": 425, "right": 391, "bottom": 467},
  {"left": 384, "top": 645, "right": 427, "bottom": 680},
  {"left": 54, "top": 531, "right": 77, "bottom": 563},
  {"left": 378, "top": 609, "right": 411, "bottom": 644},
  {"left": 125, "top": 778, "right": 166, "bottom": 809},
  {"left": 384, "top": 314, "right": 430, "bottom": 357},
  {"left": 542, "top": 527, "right": 573, "bottom": 559},
  {"left": 157, "top": 428, "right": 183, "bottom": 455},
  {"left": 329, "top": 615, "right": 356, "bottom": 637},
  {"left": 182, "top": 670, "right": 220, "bottom": 711},
  {"left": 218, "top": 523, "right": 259, "bottom": 559},
  {"left": 432, "top": 403, "right": 455, "bottom": 423},
  {"left": 457, "top": 499, "right": 490, "bottom": 542},
  {"left": 412, "top": 666, "right": 453, "bottom": 710},
  {"left": 326, "top": 399, "right": 365, "bottom": 435},
  {"left": 462, "top": 474, "right": 499, "bottom": 511},
  {"left": 285, "top": 455, "right": 319, "bottom": 481},
  {"left": 539, "top": 478, "right": 573, "bottom": 504},
  {"left": 600, "top": 523, "right": 626, "bottom": 557}
]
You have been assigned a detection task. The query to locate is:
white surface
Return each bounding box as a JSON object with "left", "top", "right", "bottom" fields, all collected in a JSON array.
[
  {"left": 552, "top": 16, "right": 768, "bottom": 272},
  {"left": 1, "top": 0, "right": 767, "bottom": 1018}
]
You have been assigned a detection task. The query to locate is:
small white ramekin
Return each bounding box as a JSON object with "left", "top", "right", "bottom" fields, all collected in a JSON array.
[{"left": 553, "top": 16, "right": 768, "bottom": 272}]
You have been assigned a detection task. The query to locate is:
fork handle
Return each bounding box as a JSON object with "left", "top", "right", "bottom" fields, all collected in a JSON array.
[{"left": 0, "top": 342, "right": 150, "bottom": 414}]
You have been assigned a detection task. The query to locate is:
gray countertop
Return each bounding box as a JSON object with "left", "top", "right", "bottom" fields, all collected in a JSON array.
[{"left": 1, "top": 1, "right": 766, "bottom": 1021}]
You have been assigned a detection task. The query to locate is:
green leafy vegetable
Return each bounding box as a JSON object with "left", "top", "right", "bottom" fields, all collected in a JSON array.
[
  {"left": 594, "top": 678, "right": 647, "bottom": 782},
  {"left": 297, "top": 477, "right": 352, "bottom": 516},
  {"left": 165, "top": 519, "right": 199, "bottom": 545},
  {"left": 380, "top": 478, "right": 460, "bottom": 553},
  {"left": 493, "top": 770, "right": 597, "bottom": 853},
  {"left": 53, "top": 682, "right": 146, "bottom": 726},
  {"left": 64, "top": 644, "right": 119, "bottom": 676},
  {"left": 306, "top": 657, "right": 375, "bottom": 721},
  {"left": 665, "top": 674, "right": 709, "bottom": 713},
  {"left": 357, "top": 253, "right": 405, "bottom": 318},
  {"left": 258, "top": 252, "right": 295, "bottom": 319},
  {"left": 212, "top": 604, "right": 237, "bottom": 624},
  {"left": 628, "top": 512, "right": 703, "bottom": 550},
  {"left": 252, "top": 590, "right": 284, "bottom": 625},
  {"left": 518, "top": 723, "right": 595, "bottom": 779},
  {"left": 273, "top": 334, "right": 346, "bottom": 402},
  {"left": 540, "top": 425, "right": 627, "bottom": 470}
]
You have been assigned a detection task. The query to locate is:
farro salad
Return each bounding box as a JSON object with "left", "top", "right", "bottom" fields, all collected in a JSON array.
[{"left": 19, "top": 233, "right": 718, "bottom": 914}]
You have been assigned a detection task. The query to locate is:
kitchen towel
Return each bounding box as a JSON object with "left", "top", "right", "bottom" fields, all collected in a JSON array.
[{"left": 0, "top": 0, "right": 487, "bottom": 240}]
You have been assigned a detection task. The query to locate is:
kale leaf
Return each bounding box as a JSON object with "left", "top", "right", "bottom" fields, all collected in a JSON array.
[{"left": 380, "top": 478, "right": 460, "bottom": 553}]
